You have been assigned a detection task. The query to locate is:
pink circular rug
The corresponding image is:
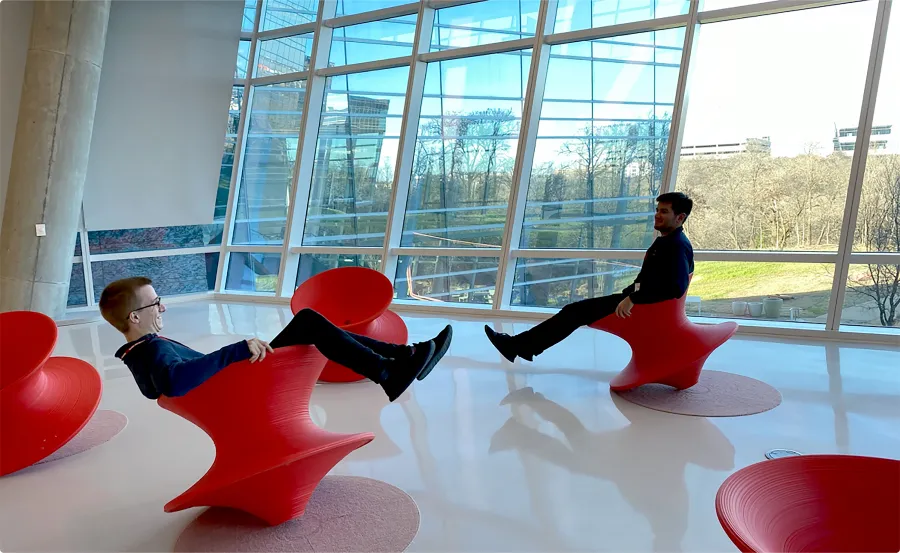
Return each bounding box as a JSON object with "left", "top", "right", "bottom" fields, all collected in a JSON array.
[
  {"left": 35, "top": 409, "right": 128, "bottom": 465},
  {"left": 615, "top": 370, "right": 782, "bottom": 417},
  {"left": 174, "top": 476, "right": 420, "bottom": 552}
]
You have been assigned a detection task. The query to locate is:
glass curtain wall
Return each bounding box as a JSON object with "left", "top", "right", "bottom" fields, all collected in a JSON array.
[{"left": 69, "top": 0, "right": 899, "bottom": 335}]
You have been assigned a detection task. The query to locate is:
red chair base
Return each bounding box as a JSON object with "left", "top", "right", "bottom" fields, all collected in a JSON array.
[
  {"left": 158, "top": 346, "right": 373, "bottom": 525},
  {"left": 588, "top": 287, "right": 737, "bottom": 391},
  {"left": 1, "top": 356, "right": 102, "bottom": 476}
]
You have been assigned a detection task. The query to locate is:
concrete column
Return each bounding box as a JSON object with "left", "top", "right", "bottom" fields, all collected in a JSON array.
[{"left": 0, "top": 0, "right": 110, "bottom": 318}]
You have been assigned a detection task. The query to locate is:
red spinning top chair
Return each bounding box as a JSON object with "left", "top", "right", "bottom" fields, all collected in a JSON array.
[
  {"left": 0, "top": 311, "right": 102, "bottom": 476},
  {"left": 157, "top": 345, "right": 373, "bottom": 525},
  {"left": 290, "top": 267, "right": 408, "bottom": 383},
  {"left": 716, "top": 455, "right": 900, "bottom": 552},
  {"left": 589, "top": 278, "right": 737, "bottom": 392}
]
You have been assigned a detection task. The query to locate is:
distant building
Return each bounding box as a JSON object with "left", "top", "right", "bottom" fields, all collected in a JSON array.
[
  {"left": 833, "top": 124, "right": 897, "bottom": 154},
  {"left": 680, "top": 136, "right": 771, "bottom": 158}
]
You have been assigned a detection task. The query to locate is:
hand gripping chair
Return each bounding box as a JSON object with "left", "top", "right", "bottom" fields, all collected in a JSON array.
[
  {"left": 0, "top": 311, "right": 102, "bottom": 476},
  {"left": 157, "top": 345, "right": 374, "bottom": 525},
  {"left": 589, "top": 278, "right": 737, "bottom": 392},
  {"left": 290, "top": 267, "right": 408, "bottom": 383},
  {"left": 716, "top": 455, "right": 899, "bottom": 552}
]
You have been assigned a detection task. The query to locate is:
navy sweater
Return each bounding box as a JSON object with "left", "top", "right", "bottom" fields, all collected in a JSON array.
[
  {"left": 623, "top": 227, "right": 694, "bottom": 304},
  {"left": 115, "top": 335, "right": 251, "bottom": 399}
]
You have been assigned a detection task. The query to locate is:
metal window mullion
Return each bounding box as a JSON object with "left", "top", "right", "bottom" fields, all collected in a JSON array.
[
  {"left": 380, "top": 2, "right": 436, "bottom": 281},
  {"left": 419, "top": 37, "right": 537, "bottom": 63},
  {"left": 659, "top": 1, "right": 700, "bottom": 195},
  {"left": 316, "top": 56, "right": 413, "bottom": 77},
  {"left": 826, "top": 0, "right": 892, "bottom": 331},
  {"left": 545, "top": 13, "right": 689, "bottom": 45},
  {"left": 493, "top": 0, "right": 558, "bottom": 310},
  {"left": 698, "top": 0, "right": 867, "bottom": 24},
  {"left": 215, "top": 0, "right": 264, "bottom": 293},
  {"left": 251, "top": 70, "right": 310, "bottom": 87},
  {"left": 323, "top": 2, "right": 419, "bottom": 28},
  {"left": 290, "top": 245, "right": 384, "bottom": 255},
  {"left": 393, "top": 246, "right": 503, "bottom": 258},
  {"left": 276, "top": 0, "right": 338, "bottom": 298}
]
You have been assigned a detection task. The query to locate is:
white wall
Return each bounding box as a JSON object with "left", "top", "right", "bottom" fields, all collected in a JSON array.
[
  {"left": 0, "top": 0, "right": 34, "bottom": 230},
  {"left": 82, "top": 0, "right": 243, "bottom": 231}
]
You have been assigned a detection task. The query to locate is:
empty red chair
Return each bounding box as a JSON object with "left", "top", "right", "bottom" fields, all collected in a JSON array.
[
  {"left": 157, "top": 345, "right": 373, "bottom": 525},
  {"left": 0, "top": 311, "right": 102, "bottom": 476},
  {"left": 290, "top": 267, "right": 408, "bottom": 383},
  {"left": 716, "top": 455, "right": 900, "bottom": 552},
  {"left": 590, "top": 280, "right": 737, "bottom": 391}
]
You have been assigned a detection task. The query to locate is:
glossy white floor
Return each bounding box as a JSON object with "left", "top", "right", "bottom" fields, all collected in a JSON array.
[{"left": 2, "top": 300, "right": 899, "bottom": 552}]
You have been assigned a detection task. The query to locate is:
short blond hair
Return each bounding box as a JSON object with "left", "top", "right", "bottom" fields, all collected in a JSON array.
[{"left": 99, "top": 277, "right": 153, "bottom": 333}]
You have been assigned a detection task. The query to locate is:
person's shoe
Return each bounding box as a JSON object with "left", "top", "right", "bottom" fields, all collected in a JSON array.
[
  {"left": 416, "top": 325, "right": 452, "bottom": 381},
  {"left": 382, "top": 341, "right": 436, "bottom": 402},
  {"left": 484, "top": 325, "right": 532, "bottom": 362}
]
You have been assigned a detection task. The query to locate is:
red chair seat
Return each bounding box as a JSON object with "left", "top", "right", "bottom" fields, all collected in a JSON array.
[
  {"left": 590, "top": 283, "right": 737, "bottom": 391},
  {"left": 1, "top": 311, "right": 101, "bottom": 476},
  {"left": 290, "top": 267, "right": 408, "bottom": 383},
  {"left": 716, "top": 455, "right": 900, "bottom": 552},
  {"left": 157, "top": 345, "right": 373, "bottom": 525}
]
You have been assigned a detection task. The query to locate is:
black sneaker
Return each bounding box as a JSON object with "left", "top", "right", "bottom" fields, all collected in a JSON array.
[
  {"left": 484, "top": 325, "right": 532, "bottom": 363},
  {"left": 416, "top": 325, "right": 452, "bottom": 381},
  {"left": 382, "top": 341, "right": 436, "bottom": 402}
]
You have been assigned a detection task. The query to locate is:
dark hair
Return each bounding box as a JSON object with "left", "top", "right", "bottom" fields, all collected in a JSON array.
[
  {"left": 99, "top": 277, "right": 153, "bottom": 333},
  {"left": 656, "top": 192, "right": 693, "bottom": 219}
]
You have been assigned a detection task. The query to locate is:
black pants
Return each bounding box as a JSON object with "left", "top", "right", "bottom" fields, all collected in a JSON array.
[
  {"left": 515, "top": 293, "right": 626, "bottom": 357},
  {"left": 269, "top": 309, "right": 411, "bottom": 383}
]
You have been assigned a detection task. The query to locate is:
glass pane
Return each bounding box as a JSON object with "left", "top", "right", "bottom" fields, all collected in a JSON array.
[
  {"left": 554, "top": 0, "right": 689, "bottom": 33},
  {"left": 68, "top": 263, "right": 87, "bottom": 308},
  {"left": 236, "top": 40, "right": 251, "bottom": 79},
  {"left": 260, "top": 0, "right": 317, "bottom": 30},
  {"left": 523, "top": 29, "right": 683, "bottom": 250},
  {"left": 394, "top": 255, "right": 498, "bottom": 305},
  {"left": 430, "top": 0, "right": 539, "bottom": 51},
  {"left": 329, "top": 16, "right": 416, "bottom": 66},
  {"left": 511, "top": 258, "right": 641, "bottom": 308},
  {"left": 296, "top": 253, "right": 382, "bottom": 286},
  {"left": 88, "top": 225, "right": 224, "bottom": 254},
  {"left": 675, "top": 2, "right": 877, "bottom": 252},
  {"left": 218, "top": 87, "right": 244, "bottom": 221},
  {"left": 233, "top": 80, "right": 306, "bottom": 245},
  {"left": 335, "top": 0, "right": 411, "bottom": 17},
  {"left": 690, "top": 261, "right": 835, "bottom": 324},
  {"left": 242, "top": 0, "right": 257, "bottom": 32},
  {"left": 256, "top": 34, "right": 314, "bottom": 77},
  {"left": 842, "top": 263, "right": 900, "bottom": 328},
  {"left": 402, "top": 50, "right": 532, "bottom": 248},
  {"left": 303, "top": 67, "right": 409, "bottom": 247},
  {"left": 225, "top": 252, "right": 281, "bottom": 293},
  {"left": 853, "top": 18, "right": 899, "bottom": 253},
  {"left": 92, "top": 254, "right": 220, "bottom": 299},
  {"left": 74, "top": 233, "right": 82, "bottom": 256}
]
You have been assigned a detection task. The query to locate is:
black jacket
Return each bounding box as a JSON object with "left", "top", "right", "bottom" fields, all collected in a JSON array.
[
  {"left": 116, "top": 335, "right": 251, "bottom": 399},
  {"left": 622, "top": 227, "right": 694, "bottom": 304}
]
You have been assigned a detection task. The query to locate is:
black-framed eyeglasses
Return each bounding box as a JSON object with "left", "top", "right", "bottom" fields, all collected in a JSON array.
[{"left": 132, "top": 297, "right": 162, "bottom": 314}]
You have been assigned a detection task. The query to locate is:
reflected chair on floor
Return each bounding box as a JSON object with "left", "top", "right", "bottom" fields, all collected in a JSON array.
[{"left": 157, "top": 345, "right": 373, "bottom": 525}]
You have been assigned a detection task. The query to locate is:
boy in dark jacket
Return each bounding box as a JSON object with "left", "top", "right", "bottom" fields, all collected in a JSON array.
[
  {"left": 101, "top": 278, "right": 451, "bottom": 403},
  {"left": 485, "top": 192, "right": 694, "bottom": 362}
]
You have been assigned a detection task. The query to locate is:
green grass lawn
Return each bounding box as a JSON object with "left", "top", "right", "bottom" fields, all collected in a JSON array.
[{"left": 690, "top": 261, "right": 835, "bottom": 300}]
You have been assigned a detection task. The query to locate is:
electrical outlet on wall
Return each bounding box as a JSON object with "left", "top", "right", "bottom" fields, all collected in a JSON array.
[{"left": 35, "top": 224, "right": 46, "bottom": 237}]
